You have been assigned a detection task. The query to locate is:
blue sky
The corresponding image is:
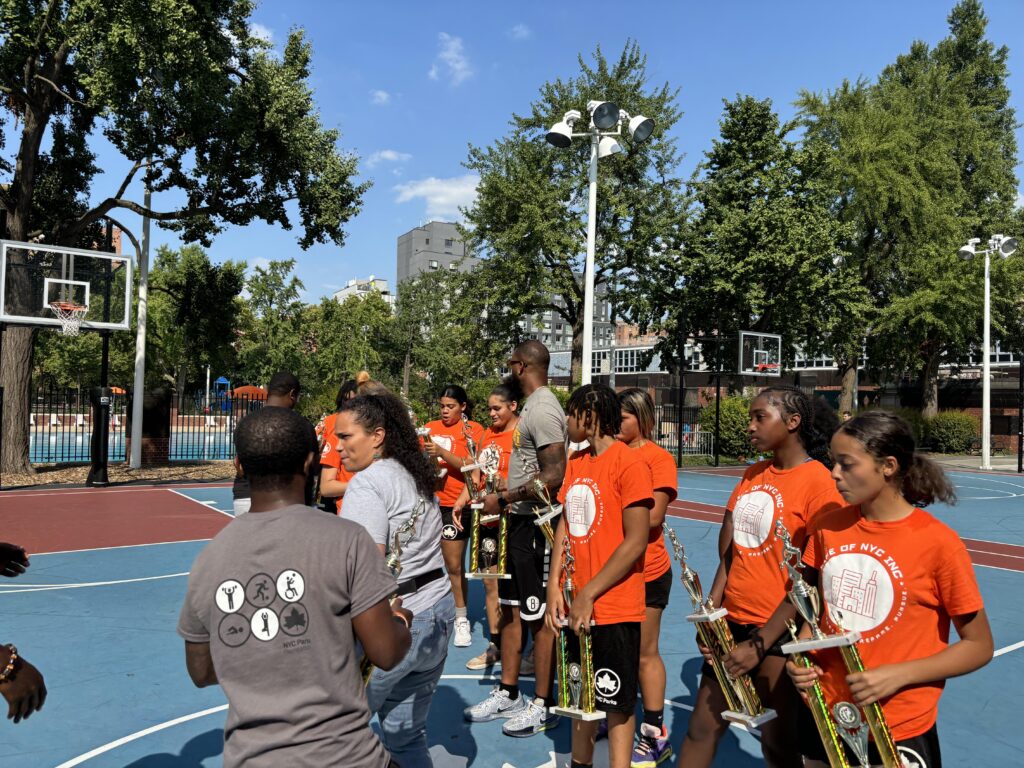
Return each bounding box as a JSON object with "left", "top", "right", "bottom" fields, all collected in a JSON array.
[{"left": 94, "top": 0, "right": 1024, "bottom": 303}]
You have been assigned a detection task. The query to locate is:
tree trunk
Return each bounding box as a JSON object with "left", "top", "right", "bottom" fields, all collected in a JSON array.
[
  {"left": 838, "top": 358, "right": 857, "bottom": 413},
  {"left": 920, "top": 350, "right": 941, "bottom": 419},
  {"left": 1, "top": 327, "right": 37, "bottom": 475}
]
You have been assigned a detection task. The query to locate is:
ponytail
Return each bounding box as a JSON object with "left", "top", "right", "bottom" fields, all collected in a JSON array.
[{"left": 902, "top": 453, "right": 957, "bottom": 507}]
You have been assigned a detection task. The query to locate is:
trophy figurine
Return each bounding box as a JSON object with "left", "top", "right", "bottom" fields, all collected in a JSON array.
[
  {"left": 662, "top": 524, "right": 776, "bottom": 727},
  {"left": 551, "top": 533, "right": 604, "bottom": 721},
  {"left": 360, "top": 499, "right": 428, "bottom": 686},
  {"left": 465, "top": 444, "right": 510, "bottom": 579},
  {"left": 775, "top": 520, "right": 901, "bottom": 768},
  {"left": 528, "top": 477, "right": 558, "bottom": 547}
]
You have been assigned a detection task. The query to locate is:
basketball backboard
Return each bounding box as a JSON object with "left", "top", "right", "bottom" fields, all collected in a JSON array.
[
  {"left": 739, "top": 331, "right": 782, "bottom": 377},
  {"left": 0, "top": 240, "right": 132, "bottom": 331}
]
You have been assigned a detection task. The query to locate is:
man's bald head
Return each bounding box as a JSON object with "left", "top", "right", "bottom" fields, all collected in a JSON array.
[{"left": 515, "top": 340, "right": 550, "bottom": 370}]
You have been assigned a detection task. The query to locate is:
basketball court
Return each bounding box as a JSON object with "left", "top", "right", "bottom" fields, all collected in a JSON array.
[{"left": 1, "top": 467, "right": 1022, "bottom": 767}]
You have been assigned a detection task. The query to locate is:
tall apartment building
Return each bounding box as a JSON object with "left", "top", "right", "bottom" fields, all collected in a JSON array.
[
  {"left": 332, "top": 276, "right": 396, "bottom": 310},
  {"left": 396, "top": 221, "right": 479, "bottom": 287}
]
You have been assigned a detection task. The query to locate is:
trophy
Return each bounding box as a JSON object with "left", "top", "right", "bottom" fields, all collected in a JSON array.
[
  {"left": 662, "top": 524, "right": 776, "bottom": 727},
  {"left": 551, "top": 532, "right": 604, "bottom": 721},
  {"left": 465, "top": 444, "right": 510, "bottom": 579},
  {"left": 528, "top": 477, "right": 558, "bottom": 547},
  {"left": 775, "top": 520, "right": 901, "bottom": 768},
  {"left": 360, "top": 498, "right": 429, "bottom": 686}
]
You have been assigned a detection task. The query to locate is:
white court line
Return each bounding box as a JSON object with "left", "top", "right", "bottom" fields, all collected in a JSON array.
[
  {"left": 33, "top": 538, "right": 212, "bottom": 556},
  {"left": 0, "top": 482, "right": 230, "bottom": 499},
  {"left": 166, "top": 488, "right": 234, "bottom": 518},
  {"left": 0, "top": 572, "right": 187, "bottom": 594},
  {"left": 994, "top": 640, "right": 1024, "bottom": 658},
  {"left": 54, "top": 704, "right": 229, "bottom": 768},
  {"left": 54, "top": 675, "right": 712, "bottom": 767}
]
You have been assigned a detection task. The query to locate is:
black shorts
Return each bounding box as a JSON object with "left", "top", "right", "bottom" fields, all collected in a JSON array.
[
  {"left": 563, "top": 622, "right": 641, "bottom": 713},
  {"left": 645, "top": 567, "right": 673, "bottom": 609},
  {"left": 700, "top": 619, "right": 789, "bottom": 678},
  {"left": 799, "top": 707, "right": 942, "bottom": 767},
  {"left": 440, "top": 506, "right": 469, "bottom": 542},
  {"left": 498, "top": 514, "right": 553, "bottom": 621}
]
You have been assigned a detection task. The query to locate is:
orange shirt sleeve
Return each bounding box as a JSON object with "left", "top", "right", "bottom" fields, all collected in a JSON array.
[
  {"left": 646, "top": 445, "right": 679, "bottom": 502},
  {"left": 619, "top": 452, "right": 655, "bottom": 510},
  {"left": 935, "top": 535, "right": 985, "bottom": 617},
  {"left": 320, "top": 436, "right": 341, "bottom": 469}
]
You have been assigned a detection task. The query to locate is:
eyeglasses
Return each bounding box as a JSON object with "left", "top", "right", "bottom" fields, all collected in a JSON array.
[{"left": 507, "top": 359, "right": 527, "bottom": 370}]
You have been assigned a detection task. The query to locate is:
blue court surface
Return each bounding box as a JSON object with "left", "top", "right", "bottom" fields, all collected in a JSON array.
[{"left": 1, "top": 468, "right": 1022, "bottom": 767}]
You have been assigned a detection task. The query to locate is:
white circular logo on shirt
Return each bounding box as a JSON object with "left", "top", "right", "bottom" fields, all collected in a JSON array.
[
  {"left": 251, "top": 607, "right": 280, "bottom": 641},
  {"left": 215, "top": 579, "right": 245, "bottom": 614},
  {"left": 564, "top": 483, "right": 597, "bottom": 537},
  {"left": 821, "top": 553, "right": 894, "bottom": 634},
  {"left": 731, "top": 490, "right": 776, "bottom": 548},
  {"left": 276, "top": 569, "right": 305, "bottom": 603}
]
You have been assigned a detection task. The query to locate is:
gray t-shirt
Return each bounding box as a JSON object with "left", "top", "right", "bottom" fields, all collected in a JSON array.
[
  {"left": 507, "top": 386, "right": 567, "bottom": 516},
  {"left": 343, "top": 458, "right": 450, "bottom": 615},
  {"left": 177, "top": 505, "right": 395, "bottom": 768}
]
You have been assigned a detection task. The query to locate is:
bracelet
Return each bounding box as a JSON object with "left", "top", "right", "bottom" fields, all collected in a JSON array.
[{"left": 0, "top": 645, "right": 18, "bottom": 683}]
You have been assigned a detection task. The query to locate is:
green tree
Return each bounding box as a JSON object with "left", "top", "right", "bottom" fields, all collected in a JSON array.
[
  {"left": 235, "top": 259, "right": 305, "bottom": 385},
  {"left": 0, "top": 0, "right": 367, "bottom": 473},
  {"left": 463, "top": 41, "right": 688, "bottom": 383}
]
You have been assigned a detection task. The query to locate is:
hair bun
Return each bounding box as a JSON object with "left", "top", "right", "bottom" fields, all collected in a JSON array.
[{"left": 355, "top": 370, "right": 371, "bottom": 385}]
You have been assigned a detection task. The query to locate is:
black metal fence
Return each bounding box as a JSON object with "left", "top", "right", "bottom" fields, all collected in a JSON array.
[
  {"left": 29, "top": 385, "right": 127, "bottom": 464},
  {"left": 170, "top": 392, "right": 265, "bottom": 461},
  {"left": 653, "top": 404, "right": 712, "bottom": 458}
]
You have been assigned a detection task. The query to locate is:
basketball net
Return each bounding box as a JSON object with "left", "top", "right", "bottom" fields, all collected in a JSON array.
[{"left": 49, "top": 300, "right": 87, "bottom": 336}]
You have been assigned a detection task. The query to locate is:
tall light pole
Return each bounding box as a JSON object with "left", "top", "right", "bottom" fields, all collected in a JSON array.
[
  {"left": 546, "top": 101, "right": 654, "bottom": 384},
  {"left": 130, "top": 173, "right": 151, "bottom": 469},
  {"left": 959, "top": 234, "right": 1019, "bottom": 470}
]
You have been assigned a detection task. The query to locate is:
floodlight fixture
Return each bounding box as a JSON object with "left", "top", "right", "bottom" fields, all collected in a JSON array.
[
  {"left": 588, "top": 100, "right": 620, "bottom": 130},
  {"left": 598, "top": 136, "right": 623, "bottom": 158},
  {"left": 628, "top": 114, "right": 655, "bottom": 143},
  {"left": 545, "top": 109, "right": 582, "bottom": 148},
  {"left": 996, "top": 235, "right": 1018, "bottom": 257}
]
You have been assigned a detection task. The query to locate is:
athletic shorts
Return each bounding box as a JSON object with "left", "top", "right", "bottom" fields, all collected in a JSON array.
[
  {"left": 498, "top": 514, "right": 553, "bottom": 621},
  {"left": 700, "top": 619, "right": 789, "bottom": 678},
  {"left": 799, "top": 707, "right": 942, "bottom": 767},
  {"left": 440, "top": 505, "right": 469, "bottom": 542},
  {"left": 645, "top": 567, "right": 673, "bottom": 610},
  {"left": 563, "top": 622, "right": 641, "bottom": 713}
]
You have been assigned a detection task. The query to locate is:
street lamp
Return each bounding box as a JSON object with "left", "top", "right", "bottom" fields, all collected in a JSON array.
[
  {"left": 959, "top": 233, "right": 1019, "bottom": 470},
  {"left": 546, "top": 100, "right": 654, "bottom": 384}
]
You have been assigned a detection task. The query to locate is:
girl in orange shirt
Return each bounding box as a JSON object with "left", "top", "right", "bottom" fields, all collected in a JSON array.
[
  {"left": 678, "top": 385, "right": 844, "bottom": 768},
  {"left": 611, "top": 388, "right": 678, "bottom": 767},
  {"left": 547, "top": 384, "right": 654, "bottom": 768},
  {"left": 424, "top": 384, "right": 485, "bottom": 648},
  {"left": 789, "top": 411, "right": 992, "bottom": 767},
  {"left": 318, "top": 378, "right": 359, "bottom": 514},
  {"left": 453, "top": 379, "right": 523, "bottom": 670}
]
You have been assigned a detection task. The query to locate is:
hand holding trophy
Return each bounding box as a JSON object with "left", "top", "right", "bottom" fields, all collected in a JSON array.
[
  {"left": 551, "top": 532, "right": 604, "bottom": 721},
  {"left": 527, "top": 477, "right": 558, "bottom": 547},
  {"left": 662, "top": 524, "right": 776, "bottom": 727},
  {"left": 775, "top": 520, "right": 901, "bottom": 768},
  {"left": 465, "top": 444, "right": 510, "bottom": 579}
]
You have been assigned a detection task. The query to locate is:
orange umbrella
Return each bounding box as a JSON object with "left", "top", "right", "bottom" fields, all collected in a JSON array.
[
  {"left": 231, "top": 385, "right": 268, "bottom": 400},
  {"left": 110, "top": 386, "right": 126, "bottom": 394}
]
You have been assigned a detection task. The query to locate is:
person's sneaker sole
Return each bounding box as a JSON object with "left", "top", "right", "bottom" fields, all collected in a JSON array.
[{"left": 502, "top": 714, "right": 560, "bottom": 738}]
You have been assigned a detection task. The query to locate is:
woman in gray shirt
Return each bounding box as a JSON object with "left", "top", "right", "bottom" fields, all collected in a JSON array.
[{"left": 335, "top": 391, "right": 455, "bottom": 768}]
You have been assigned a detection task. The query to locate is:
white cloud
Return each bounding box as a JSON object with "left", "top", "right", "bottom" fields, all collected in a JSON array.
[
  {"left": 249, "top": 23, "right": 273, "bottom": 44},
  {"left": 367, "top": 149, "right": 412, "bottom": 168},
  {"left": 429, "top": 33, "right": 473, "bottom": 86},
  {"left": 394, "top": 174, "right": 479, "bottom": 219},
  {"left": 370, "top": 89, "right": 391, "bottom": 106},
  {"left": 509, "top": 23, "right": 532, "bottom": 40}
]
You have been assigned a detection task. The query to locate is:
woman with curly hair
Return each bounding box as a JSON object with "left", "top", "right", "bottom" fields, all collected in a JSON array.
[{"left": 336, "top": 389, "right": 454, "bottom": 768}]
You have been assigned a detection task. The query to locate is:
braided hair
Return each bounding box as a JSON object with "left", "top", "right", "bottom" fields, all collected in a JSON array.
[
  {"left": 756, "top": 385, "right": 838, "bottom": 468},
  {"left": 339, "top": 391, "right": 437, "bottom": 499},
  {"left": 566, "top": 383, "right": 622, "bottom": 438}
]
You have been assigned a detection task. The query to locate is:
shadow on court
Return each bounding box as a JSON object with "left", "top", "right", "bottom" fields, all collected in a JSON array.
[{"left": 121, "top": 728, "right": 223, "bottom": 767}]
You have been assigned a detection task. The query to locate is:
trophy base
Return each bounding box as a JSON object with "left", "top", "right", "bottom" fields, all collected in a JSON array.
[
  {"left": 782, "top": 631, "right": 861, "bottom": 654},
  {"left": 479, "top": 514, "right": 500, "bottom": 524},
  {"left": 467, "top": 572, "right": 512, "bottom": 580},
  {"left": 534, "top": 506, "right": 562, "bottom": 527},
  {"left": 722, "top": 708, "right": 777, "bottom": 728},
  {"left": 549, "top": 706, "right": 606, "bottom": 721},
  {"left": 687, "top": 607, "right": 728, "bottom": 623}
]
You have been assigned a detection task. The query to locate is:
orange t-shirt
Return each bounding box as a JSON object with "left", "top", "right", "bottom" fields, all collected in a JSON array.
[
  {"left": 424, "top": 418, "right": 485, "bottom": 507},
  {"left": 722, "top": 459, "right": 845, "bottom": 626},
  {"left": 630, "top": 441, "right": 678, "bottom": 582},
  {"left": 557, "top": 440, "right": 654, "bottom": 625},
  {"left": 803, "top": 506, "right": 984, "bottom": 741},
  {"left": 319, "top": 413, "right": 355, "bottom": 515}
]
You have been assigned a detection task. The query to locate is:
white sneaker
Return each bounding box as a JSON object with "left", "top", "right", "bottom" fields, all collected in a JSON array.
[
  {"left": 453, "top": 616, "right": 472, "bottom": 647},
  {"left": 502, "top": 697, "right": 560, "bottom": 738},
  {"left": 463, "top": 686, "right": 527, "bottom": 722}
]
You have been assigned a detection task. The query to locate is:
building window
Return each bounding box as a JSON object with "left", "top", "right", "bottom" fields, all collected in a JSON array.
[
  {"left": 425, "top": 238, "right": 430, "bottom": 245},
  {"left": 445, "top": 238, "right": 454, "bottom": 247},
  {"left": 428, "top": 260, "right": 439, "bottom": 270},
  {"left": 449, "top": 263, "right": 457, "bottom": 271}
]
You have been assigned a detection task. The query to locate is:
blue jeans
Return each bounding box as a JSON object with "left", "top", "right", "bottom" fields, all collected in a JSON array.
[{"left": 368, "top": 591, "right": 455, "bottom": 768}]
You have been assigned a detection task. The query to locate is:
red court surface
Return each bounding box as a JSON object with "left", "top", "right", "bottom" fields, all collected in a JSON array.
[{"left": 0, "top": 485, "right": 231, "bottom": 554}]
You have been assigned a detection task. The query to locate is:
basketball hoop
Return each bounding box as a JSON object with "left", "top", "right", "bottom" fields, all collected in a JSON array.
[{"left": 49, "top": 300, "right": 88, "bottom": 336}]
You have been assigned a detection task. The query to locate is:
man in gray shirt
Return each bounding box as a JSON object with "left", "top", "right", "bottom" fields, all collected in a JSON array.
[
  {"left": 178, "top": 407, "right": 411, "bottom": 767},
  {"left": 465, "top": 340, "right": 568, "bottom": 738}
]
